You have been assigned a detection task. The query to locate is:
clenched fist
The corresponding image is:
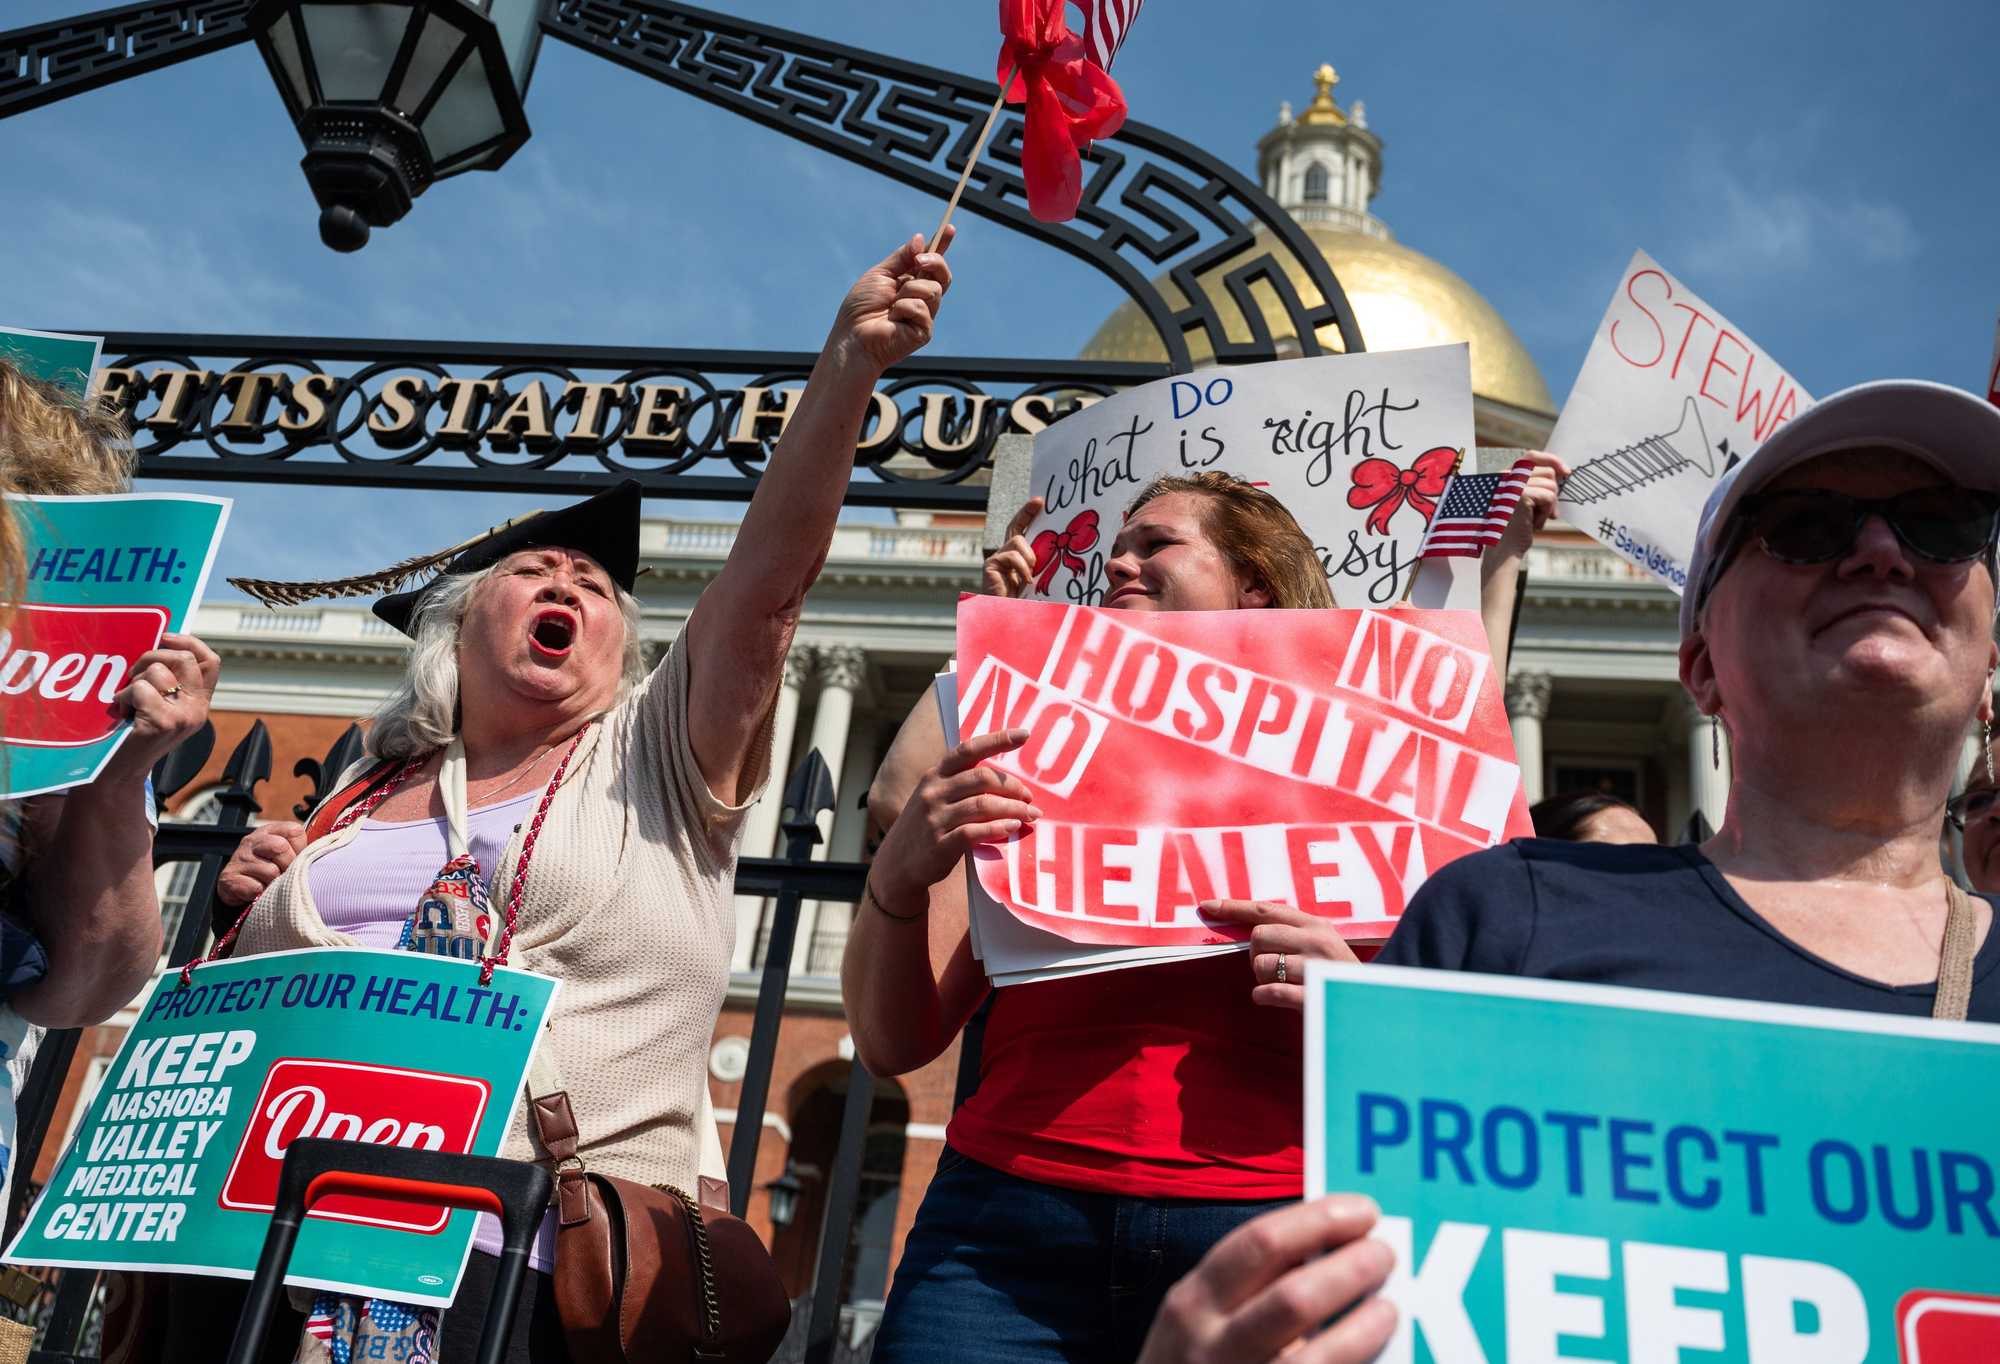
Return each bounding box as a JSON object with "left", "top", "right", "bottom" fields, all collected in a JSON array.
[{"left": 217, "top": 821, "right": 307, "bottom": 908}]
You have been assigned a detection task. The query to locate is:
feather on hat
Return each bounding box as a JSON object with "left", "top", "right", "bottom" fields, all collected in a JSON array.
[{"left": 228, "top": 480, "right": 644, "bottom": 636}]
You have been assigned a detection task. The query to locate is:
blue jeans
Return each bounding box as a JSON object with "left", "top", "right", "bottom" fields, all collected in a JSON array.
[{"left": 871, "top": 1148, "right": 1290, "bottom": 1364}]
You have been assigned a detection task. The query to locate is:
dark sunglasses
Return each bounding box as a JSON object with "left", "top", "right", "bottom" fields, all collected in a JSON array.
[
  {"left": 1948, "top": 787, "right": 2000, "bottom": 831},
  {"left": 1734, "top": 488, "right": 2000, "bottom": 566}
]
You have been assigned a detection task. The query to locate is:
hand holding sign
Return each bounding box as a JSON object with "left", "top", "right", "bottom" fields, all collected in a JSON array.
[
  {"left": 870, "top": 728, "right": 1043, "bottom": 918},
  {"left": 1199, "top": 899, "right": 1361, "bottom": 1012},
  {"left": 1136, "top": 1195, "right": 1398, "bottom": 1364},
  {"left": 218, "top": 822, "right": 309, "bottom": 910},
  {"left": 100, "top": 632, "right": 218, "bottom": 785},
  {"left": 983, "top": 497, "right": 1046, "bottom": 598}
]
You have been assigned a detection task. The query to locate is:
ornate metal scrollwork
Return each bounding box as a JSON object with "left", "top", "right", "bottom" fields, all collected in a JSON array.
[
  {"left": 0, "top": 0, "right": 252, "bottom": 119},
  {"left": 102, "top": 332, "right": 1155, "bottom": 507},
  {"left": 542, "top": 0, "right": 1365, "bottom": 372}
]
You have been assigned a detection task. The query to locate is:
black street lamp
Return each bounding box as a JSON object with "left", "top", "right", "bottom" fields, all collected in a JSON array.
[
  {"left": 250, "top": 0, "right": 545, "bottom": 251},
  {"left": 763, "top": 1160, "right": 806, "bottom": 1229}
]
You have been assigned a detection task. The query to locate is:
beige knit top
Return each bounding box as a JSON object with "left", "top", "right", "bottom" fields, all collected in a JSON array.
[{"left": 234, "top": 634, "right": 771, "bottom": 1193}]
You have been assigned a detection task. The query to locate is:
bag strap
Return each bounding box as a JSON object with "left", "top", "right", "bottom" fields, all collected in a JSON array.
[
  {"left": 1936, "top": 881, "right": 1980, "bottom": 1023},
  {"left": 302, "top": 760, "right": 399, "bottom": 844},
  {"left": 525, "top": 1033, "right": 731, "bottom": 1202}
]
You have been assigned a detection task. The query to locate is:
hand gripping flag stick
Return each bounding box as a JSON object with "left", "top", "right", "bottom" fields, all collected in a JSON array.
[{"left": 931, "top": 65, "right": 1018, "bottom": 253}]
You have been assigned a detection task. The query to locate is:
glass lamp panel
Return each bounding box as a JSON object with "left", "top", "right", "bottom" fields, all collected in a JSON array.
[
  {"left": 265, "top": 12, "right": 311, "bottom": 110},
  {"left": 485, "top": 0, "right": 545, "bottom": 89},
  {"left": 421, "top": 47, "right": 504, "bottom": 162},
  {"left": 298, "top": 3, "right": 416, "bottom": 102},
  {"left": 391, "top": 13, "right": 467, "bottom": 117}
]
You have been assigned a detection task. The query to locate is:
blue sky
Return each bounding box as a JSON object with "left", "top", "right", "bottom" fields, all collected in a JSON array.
[{"left": 3, "top": 0, "right": 1995, "bottom": 592}]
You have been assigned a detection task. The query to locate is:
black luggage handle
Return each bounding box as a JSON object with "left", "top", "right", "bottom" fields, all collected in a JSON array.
[{"left": 226, "top": 1138, "right": 553, "bottom": 1364}]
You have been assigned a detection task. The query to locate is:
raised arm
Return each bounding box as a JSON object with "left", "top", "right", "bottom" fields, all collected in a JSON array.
[
  {"left": 682, "top": 229, "right": 955, "bottom": 805},
  {"left": 1479, "top": 450, "right": 1564, "bottom": 680}
]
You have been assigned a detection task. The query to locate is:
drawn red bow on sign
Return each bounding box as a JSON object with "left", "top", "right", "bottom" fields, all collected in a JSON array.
[
  {"left": 1032, "top": 509, "right": 1101, "bottom": 594},
  {"left": 1347, "top": 447, "right": 1459, "bottom": 536},
  {"left": 997, "top": 0, "right": 1128, "bottom": 222}
]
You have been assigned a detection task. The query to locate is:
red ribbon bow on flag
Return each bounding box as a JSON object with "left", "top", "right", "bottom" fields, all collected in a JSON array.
[
  {"left": 1031, "top": 508, "right": 1101, "bottom": 593},
  {"left": 998, "top": 0, "right": 1129, "bottom": 222},
  {"left": 1346, "top": 447, "right": 1459, "bottom": 536}
]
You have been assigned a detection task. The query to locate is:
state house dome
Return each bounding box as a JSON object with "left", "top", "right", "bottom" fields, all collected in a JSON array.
[{"left": 1082, "top": 65, "right": 1556, "bottom": 422}]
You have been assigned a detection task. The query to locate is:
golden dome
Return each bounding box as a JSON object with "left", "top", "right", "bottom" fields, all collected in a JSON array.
[{"left": 1081, "top": 224, "right": 1557, "bottom": 417}]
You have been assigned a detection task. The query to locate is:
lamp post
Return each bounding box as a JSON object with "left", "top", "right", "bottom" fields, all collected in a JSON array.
[
  {"left": 763, "top": 1160, "right": 805, "bottom": 1229},
  {"left": 249, "top": 0, "right": 545, "bottom": 251}
]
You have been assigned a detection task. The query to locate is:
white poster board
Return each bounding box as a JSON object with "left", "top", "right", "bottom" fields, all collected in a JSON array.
[
  {"left": 1019, "top": 346, "right": 1478, "bottom": 609},
  {"left": 1551, "top": 250, "right": 1811, "bottom": 593}
]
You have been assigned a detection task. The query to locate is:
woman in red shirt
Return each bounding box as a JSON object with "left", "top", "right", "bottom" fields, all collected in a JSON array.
[{"left": 848, "top": 472, "right": 1347, "bottom": 1363}]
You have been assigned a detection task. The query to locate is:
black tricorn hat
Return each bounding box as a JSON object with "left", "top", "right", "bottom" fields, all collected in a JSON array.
[{"left": 230, "top": 480, "right": 644, "bottom": 638}]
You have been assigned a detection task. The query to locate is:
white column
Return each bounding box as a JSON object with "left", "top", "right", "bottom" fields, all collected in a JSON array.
[
  {"left": 791, "top": 646, "right": 866, "bottom": 976},
  {"left": 731, "top": 647, "right": 810, "bottom": 973},
  {"left": 1504, "top": 671, "right": 1551, "bottom": 806},
  {"left": 1686, "top": 697, "right": 1733, "bottom": 836}
]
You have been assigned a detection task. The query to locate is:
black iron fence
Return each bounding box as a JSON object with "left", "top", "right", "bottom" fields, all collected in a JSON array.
[{"left": 7, "top": 717, "right": 960, "bottom": 1363}]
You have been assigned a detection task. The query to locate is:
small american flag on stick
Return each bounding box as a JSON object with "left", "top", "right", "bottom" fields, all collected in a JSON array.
[
  {"left": 1418, "top": 458, "right": 1536, "bottom": 558},
  {"left": 1082, "top": 0, "right": 1146, "bottom": 72}
]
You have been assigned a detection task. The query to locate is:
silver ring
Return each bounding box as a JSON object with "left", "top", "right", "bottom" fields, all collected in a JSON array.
[
  {"left": 1276, "top": 953, "right": 1287, "bottom": 984},
  {"left": 161, "top": 685, "right": 183, "bottom": 701}
]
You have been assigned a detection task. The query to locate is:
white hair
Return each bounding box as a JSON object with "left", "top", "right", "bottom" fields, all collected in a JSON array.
[{"left": 365, "top": 561, "right": 646, "bottom": 762}]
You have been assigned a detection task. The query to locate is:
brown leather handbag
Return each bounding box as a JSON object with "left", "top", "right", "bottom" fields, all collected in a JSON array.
[{"left": 528, "top": 1085, "right": 791, "bottom": 1364}]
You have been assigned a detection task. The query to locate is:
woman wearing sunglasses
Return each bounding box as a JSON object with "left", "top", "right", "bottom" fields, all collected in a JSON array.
[{"left": 1124, "top": 380, "right": 2000, "bottom": 1364}]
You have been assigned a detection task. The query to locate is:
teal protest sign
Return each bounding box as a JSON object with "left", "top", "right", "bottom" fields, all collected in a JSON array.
[
  {"left": 0, "top": 327, "right": 101, "bottom": 398},
  {"left": 3, "top": 493, "right": 230, "bottom": 797},
  {"left": 4, "top": 948, "right": 557, "bottom": 1306},
  {"left": 1307, "top": 964, "right": 2000, "bottom": 1364}
]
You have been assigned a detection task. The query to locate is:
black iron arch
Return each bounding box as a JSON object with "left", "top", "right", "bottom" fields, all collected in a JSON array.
[{"left": 1, "top": 0, "right": 1364, "bottom": 375}]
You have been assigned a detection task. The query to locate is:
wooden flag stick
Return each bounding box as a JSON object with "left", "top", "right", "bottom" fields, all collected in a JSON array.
[
  {"left": 1398, "top": 447, "right": 1467, "bottom": 604},
  {"left": 930, "top": 66, "right": 1018, "bottom": 252}
]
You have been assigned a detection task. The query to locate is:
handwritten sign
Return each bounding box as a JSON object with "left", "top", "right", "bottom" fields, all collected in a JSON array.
[
  {"left": 2, "top": 494, "right": 230, "bottom": 797},
  {"left": 1552, "top": 250, "right": 1811, "bottom": 593},
  {"left": 1307, "top": 964, "right": 2000, "bottom": 1364},
  {"left": 955, "top": 596, "right": 1530, "bottom": 949},
  {"left": 4, "top": 948, "right": 557, "bottom": 1306},
  {"left": 1022, "top": 346, "right": 1476, "bottom": 607}
]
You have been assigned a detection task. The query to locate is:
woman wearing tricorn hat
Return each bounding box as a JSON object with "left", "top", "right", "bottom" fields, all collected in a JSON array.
[
  {"left": 157, "top": 231, "right": 957, "bottom": 1363},
  {"left": 1128, "top": 378, "right": 2000, "bottom": 1364}
]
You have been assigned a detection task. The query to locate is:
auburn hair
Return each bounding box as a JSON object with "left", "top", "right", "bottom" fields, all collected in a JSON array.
[{"left": 1125, "top": 471, "right": 1336, "bottom": 609}]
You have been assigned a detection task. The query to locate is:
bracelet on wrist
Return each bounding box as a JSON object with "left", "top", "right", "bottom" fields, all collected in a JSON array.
[{"left": 864, "top": 879, "right": 925, "bottom": 923}]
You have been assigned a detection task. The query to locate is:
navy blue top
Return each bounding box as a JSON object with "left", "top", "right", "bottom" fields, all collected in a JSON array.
[{"left": 1377, "top": 839, "right": 2000, "bottom": 1023}]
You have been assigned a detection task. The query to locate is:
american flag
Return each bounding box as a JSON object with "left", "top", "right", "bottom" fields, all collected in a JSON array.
[
  {"left": 1081, "top": 0, "right": 1145, "bottom": 71},
  {"left": 1418, "top": 458, "right": 1536, "bottom": 558}
]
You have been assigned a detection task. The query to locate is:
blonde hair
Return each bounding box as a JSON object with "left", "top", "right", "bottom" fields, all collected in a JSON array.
[
  {"left": 0, "top": 358, "right": 138, "bottom": 621},
  {"left": 1126, "top": 471, "right": 1336, "bottom": 610}
]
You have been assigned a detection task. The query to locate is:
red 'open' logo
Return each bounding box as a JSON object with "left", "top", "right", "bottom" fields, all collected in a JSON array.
[
  {"left": 1899, "top": 1290, "right": 2000, "bottom": 1364},
  {"left": 0, "top": 604, "right": 167, "bottom": 747},
  {"left": 219, "top": 1059, "right": 491, "bottom": 1233}
]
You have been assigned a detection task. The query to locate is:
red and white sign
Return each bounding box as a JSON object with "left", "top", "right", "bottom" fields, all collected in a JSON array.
[
  {"left": 219, "top": 1058, "right": 491, "bottom": 1233},
  {"left": 956, "top": 596, "right": 1532, "bottom": 947},
  {"left": 0, "top": 604, "right": 165, "bottom": 747},
  {"left": 1900, "top": 1290, "right": 2000, "bottom": 1364}
]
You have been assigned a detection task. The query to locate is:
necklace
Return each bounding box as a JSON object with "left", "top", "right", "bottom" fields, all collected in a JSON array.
[{"left": 463, "top": 741, "right": 562, "bottom": 807}]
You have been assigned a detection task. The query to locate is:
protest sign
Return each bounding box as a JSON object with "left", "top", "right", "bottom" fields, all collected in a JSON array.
[
  {"left": 1552, "top": 250, "right": 1810, "bottom": 593},
  {"left": 0, "top": 327, "right": 101, "bottom": 398},
  {"left": 2, "top": 493, "right": 230, "bottom": 798},
  {"left": 1306, "top": 963, "right": 2000, "bottom": 1364},
  {"left": 5, "top": 948, "right": 557, "bottom": 1306},
  {"left": 953, "top": 596, "right": 1530, "bottom": 982},
  {"left": 1020, "top": 346, "right": 1478, "bottom": 608}
]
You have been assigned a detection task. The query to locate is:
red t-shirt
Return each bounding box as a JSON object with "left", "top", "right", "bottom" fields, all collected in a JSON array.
[{"left": 944, "top": 952, "right": 1304, "bottom": 1199}]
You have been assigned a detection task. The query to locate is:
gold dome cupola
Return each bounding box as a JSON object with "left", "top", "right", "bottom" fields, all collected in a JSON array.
[{"left": 1255, "top": 63, "right": 1387, "bottom": 239}]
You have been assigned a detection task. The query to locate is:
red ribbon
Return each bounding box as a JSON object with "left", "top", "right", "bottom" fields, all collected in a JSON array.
[
  {"left": 1347, "top": 447, "right": 1459, "bottom": 536},
  {"left": 1031, "top": 508, "right": 1100, "bottom": 593},
  {"left": 997, "top": 0, "right": 1128, "bottom": 222}
]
